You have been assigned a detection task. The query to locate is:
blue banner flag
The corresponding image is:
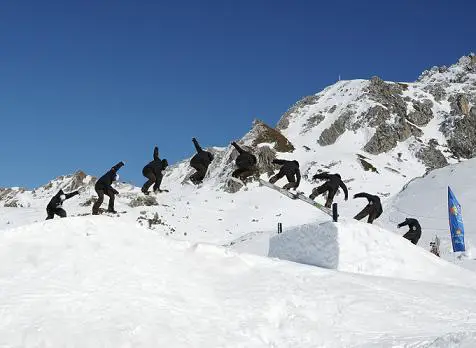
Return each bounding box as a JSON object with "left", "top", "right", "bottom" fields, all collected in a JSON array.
[{"left": 448, "top": 186, "right": 465, "bottom": 252}]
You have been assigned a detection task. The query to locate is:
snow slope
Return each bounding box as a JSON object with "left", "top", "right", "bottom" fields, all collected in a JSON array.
[
  {"left": 2, "top": 54, "right": 476, "bottom": 248},
  {"left": 1, "top": 217, "right": 476, "bottom": 347},
  {"left": 268, "top": 220, "right": 476, "bottom": 287},
  {"left": 381, "top": 157, "right": 476, "bottom": 262}
]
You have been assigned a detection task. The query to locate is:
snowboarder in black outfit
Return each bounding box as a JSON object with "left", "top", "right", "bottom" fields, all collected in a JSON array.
[
  {"left": 92, "top": 161, "right": 124, "bottom": 215},
  {"left": 398, "top": 218, "right": 422, "bottom": 245},
  {"left": 189, "top": 137, "right": 214, "bottom": 185},
  {"left": 231, "top": 141, "right": 257, "bottom": 181},
  {"left": 353, "top": 192, "right": 382, "bottom": 224},
  {"left": 46, "top": 189, "right": 79, "bottom": 220},
  {"left": 310, "top": 172, "right": 348, "bottom": 208},
  {"left": 142, "top": 146, "right": 168, "bottom": 195},
  {"left": 269, "top": 159, "right": 301, "bottom": 190}
]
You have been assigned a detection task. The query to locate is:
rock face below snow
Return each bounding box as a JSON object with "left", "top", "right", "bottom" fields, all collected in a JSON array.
[
  {"left": 243, "top": 119, "right": 294, "bottom": 153},
  {"left": 274, "top": 53, "right": 476, "bottom": 169}
]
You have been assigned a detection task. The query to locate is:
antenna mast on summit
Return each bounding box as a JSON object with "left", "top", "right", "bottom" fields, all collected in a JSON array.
[{"left": 338, "top": 74, "right": 341, "bottom": 81}]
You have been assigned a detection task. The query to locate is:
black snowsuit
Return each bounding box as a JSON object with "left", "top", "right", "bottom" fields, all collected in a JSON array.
[
  {"left": 353, "top": 192, "right": 382, "bottom": 224},
  {"left": 92, "top": 161, "right": 124, "bottom": 215},
  {"left": 310, "top": 173, "right": 348, "bottom": 208},
  {"left": 46, "top": 189, "right": 79, "bottom": 220},
  {"left": 231, "top": 142, "right": 257, "bottom": 180},
  {"left": 398, "top": 218, "right": 422, "bottom": 245},
  {"left": 189, "top": 138, "right": 214, "bottom": 184},
  {"left": 142, "top": 147, "right": 168, "bottom": 194},
  {"left": 269, "top": 159, "right": 301, "bottom": 190}
]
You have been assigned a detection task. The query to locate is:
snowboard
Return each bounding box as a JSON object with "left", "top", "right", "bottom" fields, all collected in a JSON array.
[{"left": 259, "top": 179, "right": 337, "bottom": 221}]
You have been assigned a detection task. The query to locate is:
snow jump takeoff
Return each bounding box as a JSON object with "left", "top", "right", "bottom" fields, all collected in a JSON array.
[
  {"left": 231, "top": 141, "right": 257, "bottom": 181},
  {"left": 92, "top": 161, "right": 124, "bottom": 215},
  {"left": 46, "top": 189, "right": 79, "bottom": 220},
  {"left": 353, "top": 192, "right": 382, "bottom": 224},
  {"left": 142, "top": 146, "right": 168, "bottom": 195},
  {"left": 398, "top": 218, "right": 422, "bottom": 245},
  {"left": 189, "top": 138, "right": 214, "bottom": 185},
  {"left": 269, "top": 159, "right": 301, "bottom": 190},
  {"left": 310, "top": 172, "right": 348, "bottom": 208}
]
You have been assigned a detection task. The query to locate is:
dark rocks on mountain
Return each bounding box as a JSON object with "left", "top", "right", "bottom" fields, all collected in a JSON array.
[
  {"left": 65, "top": 171, "right": 94, "bottom": 192},
  {"left": 255, "top": 146, "right": 277, "bottom": 177},
  {"left": 318, "top": 110, "right": 355, "bottom": 146},
  {"left": 450, "top": 94, "right": 470, "bottom": 115},
  {"left": 415, "top": 140, "right": 448, "bottom": 171},
  {"left": 366, "top": 76, "right": 407, "bottom": 120},
  {"left": 357, "top": 155, "right": 378, "bottom": 173},
  {"left": 223, "top": 179, "right": 244, "bottom": 194},
  {"left": 129, "top": 195, "right": 159, "bottom": 208},
  {"left": 407, "top": 99, "right": 434, "bottom": 126},
  {"left": 423, "top": 84, "right": 447, "bottom": 102},
  {"left": 4, "top": 200, "right": 21, "bottom": 208},
  {"left": 328, "top": 105, "right": 337, "bottom": 113},
  {"left": 446, "top": 106, "right": 476, "bottom": 158},
  {"left": 251, "top": 120, "right": 295, "bottom": 152},
  {"left": 363, "top": 120, "right": 423, "bottom": 155},
  {"left": 363, "top": 124, "right": 397, "bottom": 154},
  {"left": 301, "top": 113, "right": 325, "bottom": 133},
  {"left": 365, "top": 105, "right": 391, "bottom": 127},
  {"left": 277, "top": 94, "right": 321, "bottom": 130}
]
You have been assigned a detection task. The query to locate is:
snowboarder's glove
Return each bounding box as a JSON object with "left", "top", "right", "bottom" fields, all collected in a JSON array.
[
  {"left": 312, "top": 174, "right": 319, "bottom": 180},
  {"left": 113, "top": 189, "right": 119, "bottom": 195}
]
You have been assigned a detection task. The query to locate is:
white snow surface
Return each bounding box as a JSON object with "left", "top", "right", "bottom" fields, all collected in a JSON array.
[
  {"left": 1, "top": 217, "right": 476, "bottom": 347},
  {"left": 381, "top": 157, "right": 476, "bottom": 267},
  {"left": 269, "top": 220, "right": 476, "bottom": 287}
]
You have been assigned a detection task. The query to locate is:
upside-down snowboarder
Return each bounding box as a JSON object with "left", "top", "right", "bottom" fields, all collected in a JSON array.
[
  {"left": 398, "top": 218, "right": 422, "bottom": 245},
  {"left": 46, "top": 189, "right": 80, "bottom": 220},
  {"left": 231, "top": 141, "right": 257, "bottom": 181},
  {"left": 189, "top": 137, "right": 214, "bottom": 185},
  {"left": 353, "top": 192, "right": 382, "bottom": 224},
  {"left": 269, "top": 159, "right": 301, "bottom": 190},
  {"left": 92, "top": 161, "right": 124, "bottom": 215},
  {"left": 141, "top": 146, "right": 168, "bottom": 195},
  {"left": 309, "top": 172, "right": 348, "bottom": 208}
]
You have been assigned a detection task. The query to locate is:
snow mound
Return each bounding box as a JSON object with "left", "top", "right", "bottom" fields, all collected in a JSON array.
[
  {"left": 2, "top": 217, "right": 476, "bottom": 346},
  {"left": 382, "top": 158, "right": 476, "bottom": 262},
  {"left": 269, "top": 220, "right": 476, "bottom": 287}
]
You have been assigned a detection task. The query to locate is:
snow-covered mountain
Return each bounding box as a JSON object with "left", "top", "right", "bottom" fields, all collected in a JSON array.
[
  {"left": 1, "top": 53, "right": 476, "bottom": 252},
  {"left": 2, "top": 54, "right": 476, "bottom": 347}
]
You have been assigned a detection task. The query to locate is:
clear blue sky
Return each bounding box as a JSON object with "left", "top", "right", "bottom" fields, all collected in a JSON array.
[{"left": 1, "top": 0, "right": 474, "bottom": 188}]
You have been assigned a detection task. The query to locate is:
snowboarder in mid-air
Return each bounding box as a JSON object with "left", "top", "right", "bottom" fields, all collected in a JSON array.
[
  {"left": 46, "top": 189, "right": 80, "bottom": 220},
  {"left": 353, "top": 192, "right": 382, "bottom": 224},
  {"left": 189, "top": 137, "right": 214, "bottom": 185},
  {"left": 231, "top": 141, "right": 257, "bottom": 181},
  {"left": 92, "top": 161, "right": 124, "bottom": 215},
  {"left": 269, "top": 159, "right": 301, "bottom": 190},
  {"left": 398, "top": 218, "right": 422, "bottom": 245},
  {"left": 310, "top": 172, "right": 348, "bottom": 208},
  {"left": 141, "top": 146, "right": 168, "bottom": 195}
]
